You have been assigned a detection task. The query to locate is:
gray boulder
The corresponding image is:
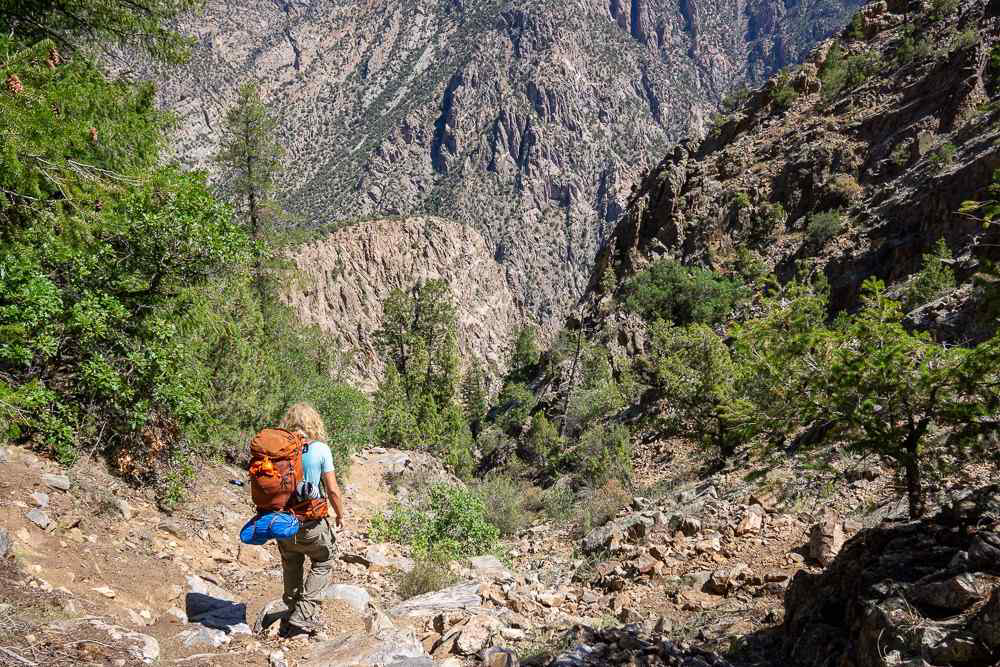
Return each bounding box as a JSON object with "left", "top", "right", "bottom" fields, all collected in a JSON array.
[
  {"left": 304, "top": 627, "right": 431, "bottom": 667},
  {"left": 388, "top": 581, "right": 487, "bottom": 619},
  {"left": 320, "top": 584, "right": 371, "bottom": 615}
]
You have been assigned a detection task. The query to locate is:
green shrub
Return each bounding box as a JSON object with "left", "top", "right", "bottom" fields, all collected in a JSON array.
[
  {"left": 895, "top": 27, "right": 934, "bottom": 65},
  {"left": 510, "top": 327, "right": 541, "bottom": 374},
  {"left": 495, "top": 382, "right": 537, "bottom": 432},
  {"left": 525, "top": 412, "right": 562, "bottom": 465},
  {"left": 750, "top": 202, "right": 787, "bottom": 244},
  {"left": 623, "top": 259, "right": 747, "bottom": 325},
  {"left": 565, "top": 349, "right": 625, "bottom": 436},
  {"left": 903, "top": 239, "right": 956, "bottom": 310},
  {"left": 370, "top": 484, "right": 501, "bottom": 559},
  {"left": 929, "top": 0, "right": 959, "bottom": 21},
  {"left": 0, "top": 36, "right": 372, "bottom": 507},
  {"left": 731, "top": 191, "right": 752, "bottom": 210},
  {"left": 820, "top": 44, "right": 878, "bottom": 101},
  {"left": 708, "top": 113, "right": 730, "bottom": 139},
  {"left": 731, "top": 248, "right": 769, "bottom": 285},
  {"left": 952, "top": 29, "right": 980, "bottom": 51},
  {"left": 806, "top": 210, "right": 845, "bottom": 245},
  {"left": 721, "top": 85, "right": 750, "bottom": 113},
  {"left": 891, "top": 139, "right": 912, "bottom": 168},
  {"left": 771, "top": 70, "right": 798, "bottom": 110},
  {"left": 523, "top": 480, "right": 575, "bottom": 522},
  {"left": 474, "top": 475, "right": 533, "bottom": 537},
  {"left": 828, "top": 174, "right": 864, "bottom": 203},
  {"left": 845, "top": 11, "right": 865, "bottom": 39},
  {"left": 930, "top": 143, "right": 957, "bottom": 169},
  {"left": 648, "top": 322, "right": 740, "bottom": 458},
  {"left": 575, "top": 423, "right": 632, "bottom": 489},
  {"left": 396, "top": 557, "right": 460, "bottom": 600}
]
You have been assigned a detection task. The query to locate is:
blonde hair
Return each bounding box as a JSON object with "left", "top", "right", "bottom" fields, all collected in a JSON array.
[{"left": 279, "top": 402, "right": 327, "bottom": 442}]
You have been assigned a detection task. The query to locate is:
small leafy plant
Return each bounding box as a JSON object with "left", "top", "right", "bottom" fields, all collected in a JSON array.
[
  {"left": 370, "top": 484, "right": 502, "bottom": 559},
  {"left": 806, "top": 210, "right": 845, "bottom": 245}
]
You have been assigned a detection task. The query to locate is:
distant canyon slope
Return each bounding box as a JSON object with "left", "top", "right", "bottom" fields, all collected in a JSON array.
[
  {"left": 284, "top": 217, "right": 519, "bottom": 391},
  {"left": 150, "top": 0, "right": 862, "bottom": 328}
]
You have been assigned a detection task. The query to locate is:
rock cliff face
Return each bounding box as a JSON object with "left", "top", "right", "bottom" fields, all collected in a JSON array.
[
  {"left": 284, "top": 217, "right": 519, "bottom": 391},
  {"left": 785, "top": 484, "right": 1000, "bottom": 667},
  {"left": 588, "top": 0, "right": 1000, "bottom": 336},
  {"left": 147, "top": 0, "right": 862, "bottom": 328}
]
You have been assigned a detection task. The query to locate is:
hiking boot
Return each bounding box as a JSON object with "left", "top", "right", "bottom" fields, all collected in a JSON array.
[{"left": 279, "top": 620, "right": 322, "bottom": 640}]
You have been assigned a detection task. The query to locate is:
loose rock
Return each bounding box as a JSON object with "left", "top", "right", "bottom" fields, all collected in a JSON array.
[
  {"left": 42, "top": 473, "right": 71, "bottom": 491},
  {"left": 808, "top": 509, "right": 844, "bottom": 567},
  {"left": 25, "top": 509, "right": 51, "bottom": 530}
]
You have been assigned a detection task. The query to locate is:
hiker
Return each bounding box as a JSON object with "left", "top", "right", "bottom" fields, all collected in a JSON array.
[{"left": 274, "top": 402, "right": 346, "bottom": 638}]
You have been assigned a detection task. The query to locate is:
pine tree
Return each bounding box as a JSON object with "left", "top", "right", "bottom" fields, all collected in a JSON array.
[
  {"left": 511, "top": 326, "right": 541, "bottom": 372},
  {"left": 461, "top": 359, "right": 489, "bottom": 438},
  {"left": 1, "top": 0, "right": 199, "bottom": 63},
  {"left": 214, "top": 81, "right": 284, "bottom": 305},
  {"left": 373, "top": 279, "right": 473, "bottom": 474},
  {"left": 374, "top": 279, "right": 460, "bottom": 401}
]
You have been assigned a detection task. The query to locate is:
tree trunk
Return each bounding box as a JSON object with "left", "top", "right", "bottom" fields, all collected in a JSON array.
[
  {"left": 902, "top": 426, "right": 928, "bottom": 519},
  {"left": 559, "top": 331, "right": 583, "bottom": 438},
  {"left": 246, "top": 150, "right": 267, "bottom": 308},
  {"left": 904, "top": 454, "right": 924, "bottom": 519}
]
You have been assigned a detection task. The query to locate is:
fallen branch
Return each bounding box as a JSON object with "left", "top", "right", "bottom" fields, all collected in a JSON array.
[
  {"left": 173, "top": 649, "right": 253, "bottom": 663},
  {"left": 0, "top": 646, "right": 38, "bottom": 666}
]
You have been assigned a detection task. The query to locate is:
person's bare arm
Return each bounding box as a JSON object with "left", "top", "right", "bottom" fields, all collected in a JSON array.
[{"left": 321, "top": 471, "right": 345, "bottom": 528}]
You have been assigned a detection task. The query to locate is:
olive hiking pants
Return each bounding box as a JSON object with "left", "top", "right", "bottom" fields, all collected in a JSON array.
[{"left": 277, "top": 519, "right": 336, "bottom": 629}]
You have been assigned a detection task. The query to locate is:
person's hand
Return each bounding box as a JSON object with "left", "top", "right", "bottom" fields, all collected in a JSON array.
[{"left": 334, "top": 515, "right": 344, "bottom": 529}]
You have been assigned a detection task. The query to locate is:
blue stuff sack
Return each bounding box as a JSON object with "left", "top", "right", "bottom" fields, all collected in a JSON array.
[{"left": 240, "top": 512, "right": 300, "bottom": 545}]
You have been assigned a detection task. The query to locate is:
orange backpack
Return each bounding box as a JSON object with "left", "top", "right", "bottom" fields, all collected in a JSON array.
[{"left": 248, "top": 429, "right": 328, "bottom": 521}]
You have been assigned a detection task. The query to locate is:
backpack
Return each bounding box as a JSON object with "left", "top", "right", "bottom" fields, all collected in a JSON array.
[{"left": 247, "top": 428, "right": 329, "bottom": 522}]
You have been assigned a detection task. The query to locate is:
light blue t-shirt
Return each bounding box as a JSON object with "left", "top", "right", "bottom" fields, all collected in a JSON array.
[{"left": 302, "top": 441, "right": 334, "bottom": 496}]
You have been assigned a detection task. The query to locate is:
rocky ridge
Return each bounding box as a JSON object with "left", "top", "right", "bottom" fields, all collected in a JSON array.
[
  {"left": 146, "top": 0, "right": 863, "bottom": 327},
  {"left": 283, "top": 217, "right": 520, "bottom": 389},
  {"left": 785, "top": 484, "right": 1000, "bottom": 666},
  {"left": 589, "top": 0, "right": 1000, "bottom": 334}
]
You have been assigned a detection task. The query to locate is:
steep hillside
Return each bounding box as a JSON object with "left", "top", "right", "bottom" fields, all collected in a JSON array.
[
  {"left": 589, "top": 0, "right": 1000, "bottom": 336},
  {"left": 146, "top": 0, "right": 863, "bottom": 326},
  {"left": 284, "top": 217, "right": 520, "bottom": 390}
]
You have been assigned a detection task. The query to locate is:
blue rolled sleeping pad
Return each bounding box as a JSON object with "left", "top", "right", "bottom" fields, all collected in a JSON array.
[{"left": 240, "top": 511, "right": 300, "bottom": 545}]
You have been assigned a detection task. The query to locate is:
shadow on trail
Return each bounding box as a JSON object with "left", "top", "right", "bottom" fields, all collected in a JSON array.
[{"left": 185, "top": 592, "right": 248, "bottom": 632}]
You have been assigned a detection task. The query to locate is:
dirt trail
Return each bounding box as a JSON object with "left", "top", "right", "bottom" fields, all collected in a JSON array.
[{"left": 0, "top": 444, "right": 410, "bottom": 666}]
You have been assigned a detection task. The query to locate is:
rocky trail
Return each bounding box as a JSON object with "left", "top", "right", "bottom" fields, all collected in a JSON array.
[{"left": 0, "top": 433, "right": 941, "bottom": 667}]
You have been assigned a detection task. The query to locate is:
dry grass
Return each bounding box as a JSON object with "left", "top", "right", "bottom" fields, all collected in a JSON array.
[
  {"left": 572, "top": 478, "right": 632, "bottom": 537},
  {"left": 396, "top": 558, "right": 460, "bottom": 600},
  {"left": 0, "top": 557, "right": 143, "bottom": 666}
]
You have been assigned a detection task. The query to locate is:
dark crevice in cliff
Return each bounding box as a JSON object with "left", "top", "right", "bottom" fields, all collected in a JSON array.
[
  {"left": 514, "top": 117, "right": 535, "bottom": 192},
  {"left": 271, "top": 0, "right": 302, "bottom": 71},
  {"left": 678, "top": 0, "right": 698, "bottom": 58},
  {"left": 431, "top": 71, "right": 463, "bottom": 175},
  {"left": 630, "top": 0, "right": 645, "bottom": 40},
  {"left": 285, "top": 27, "right": 302, "bottom": 71},
  {"left": 639, "top": 66, "right": 663, "bottom": 126}
]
